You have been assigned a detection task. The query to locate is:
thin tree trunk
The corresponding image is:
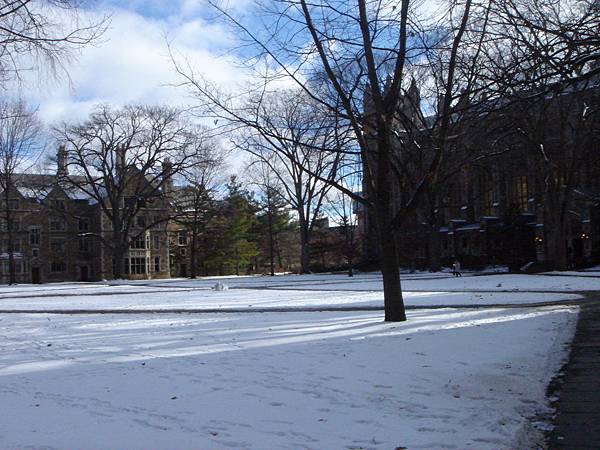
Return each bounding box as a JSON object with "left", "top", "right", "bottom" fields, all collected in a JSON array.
[
  {"left": 545, "top": 203, "right": 568, "bottom": 270},
  {"left": 4, "top": 189, "right": 15, "bottom": 285},
  {"left": 427, "top": 225, "right": 442, "bottom": 272},
  {"left": 190, "top": 229, "right": 198, "bottom": 278},
  {"left": 345, "top": 221, "right": 354, "bottom": 277},
  {"left": 267, "top": 201, "right": 275, "bottom": 276},
  {"left": 299, "top": 223, "right": 310, "bottom": 274},
  {"left": 113, "top": 237, "right": 126, "bottom": 279}
]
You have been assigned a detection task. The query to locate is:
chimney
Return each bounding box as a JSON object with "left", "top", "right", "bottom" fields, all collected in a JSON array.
[
  {"left": 162, "top": 158, "right": 174, "bottom": 194},
  {"left": 57, "top": 145, "right": 68, "bottom": 177},
  {"left": 116, "top": 145, "right": 126, "bottom": 171}
]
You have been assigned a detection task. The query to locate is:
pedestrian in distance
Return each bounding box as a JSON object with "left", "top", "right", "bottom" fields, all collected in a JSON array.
[{"left": 452, "top": 259, "right": 462, "bottom": 277}]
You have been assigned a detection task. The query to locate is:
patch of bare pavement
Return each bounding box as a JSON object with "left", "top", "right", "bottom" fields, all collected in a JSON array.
[{"left": 547, "top": 300, "right": 600, "bottom": 449}]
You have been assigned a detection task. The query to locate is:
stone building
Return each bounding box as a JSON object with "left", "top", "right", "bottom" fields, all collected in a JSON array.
[
  {"left": 0, "top": 148, "right": 171, "bottom": 283},
  {"left": 359, "top": 81, "right": 600, "bottom": 270}
]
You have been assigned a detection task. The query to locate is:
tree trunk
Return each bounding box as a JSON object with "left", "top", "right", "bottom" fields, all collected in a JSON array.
[
  {"left": 4, "top": 189, "right": 15, "bottom": 285},
  {"left": 427, "top": 225, "right": 442, "bottom": 272},
  {"left": 112, "top": 238, "right": 127, "bottom": 279},
  {"left": 267, "top": 203, "right": 275, "bottom": 276},
  {"left": 545, "top": 208, "right": 568, "bottom": 270},
  {"left": 372, "top": 121, "right": 406, "bottom": 322},
  {"left": 299, "top": 223, "right": 310, "bottom": 274},
  {"left": 377, "top": 225, "right": 406, "bottom": 321},
  {"left": 345, "top": 224, "right": 354, "bottom": 277},
  {"left": 190, "top": 230, "right": 198, "bottom": 279}
]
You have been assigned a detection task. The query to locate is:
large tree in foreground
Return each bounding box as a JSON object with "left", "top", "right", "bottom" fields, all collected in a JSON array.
[
  {"left": 55, "top": 104, "right": 201, "bottom": 279},
  {"left": 174, "top": 0, "right": 491, "bottom": 321}
]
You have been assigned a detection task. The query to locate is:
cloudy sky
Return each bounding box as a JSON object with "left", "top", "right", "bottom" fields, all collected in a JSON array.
[{"left": 21, "top": 0, "right": 252, "bottom": 127}]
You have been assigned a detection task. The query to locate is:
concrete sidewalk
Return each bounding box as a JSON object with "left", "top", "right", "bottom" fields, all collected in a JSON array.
[{"left": 548, "top": 301, "right": 600, "bottom": 449}]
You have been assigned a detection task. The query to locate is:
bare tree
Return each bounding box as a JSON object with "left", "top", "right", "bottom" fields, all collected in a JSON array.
[
  {"left": 174, "top": 0, "right": 493, "bottom": 321},
  {"left": 0, "top": 99, "right": 41, "bottom": 284},
  {"left": 0, "top": 0, "right": 108, "bottom": 85},
  {"left": 55, "top": 104, "right": 200, "bottom": 279},
  {"left": 237, "top": 89, "right": 347, "bottom": 273},
  {"left": 247, "top": 154, "right": 298, "bottom": 276},
  {"left": 324, "top": 176, "right": 361, "bottom": 277},
  {"left": 172, "top": 134, "right": 226, "bottom": 279}
]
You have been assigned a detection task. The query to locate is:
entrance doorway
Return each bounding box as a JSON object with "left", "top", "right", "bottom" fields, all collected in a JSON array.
[
  {"left": 31, "top": 267, "right": 41, "bottom": 284},
  {"left": 80, "top": 266, "right": 89, "bottom": 282},
  {"left": 179, "top": 263, "right": 187, "bottom": 277}
]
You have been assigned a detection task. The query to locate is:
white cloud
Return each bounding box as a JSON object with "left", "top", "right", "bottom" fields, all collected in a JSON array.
[{"left": 19, "top": 2, "right": 247, "bottom": 128}]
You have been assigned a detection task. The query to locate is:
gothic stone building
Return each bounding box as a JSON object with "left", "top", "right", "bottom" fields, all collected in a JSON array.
[
  {"left": 0, "top": 149, "right": 171, "bottom": 283},
  {"left": 359, "top": 81, "right": 600, "bottom": 270}
]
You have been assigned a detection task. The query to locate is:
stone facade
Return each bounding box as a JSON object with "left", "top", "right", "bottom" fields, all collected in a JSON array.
[
  {"left": 360, "top": 82, "right": 600, "bottom": 270},
  {"left": 0, "top": 152, "right": 171, "bottom": 283}
]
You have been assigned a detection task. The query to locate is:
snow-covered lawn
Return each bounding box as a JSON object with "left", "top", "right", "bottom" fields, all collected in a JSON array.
[
  {"left": 0, "top": 271, "right": 594, "bottom": 311},
  {"left": 0, "top": 272, "right": 591, "bottom": 448},
  {"left": 0, "top": 288, "right": 582, "bottom": 311},
  {"left": 0, "top": 306, "right": 576, "bottom": 449}
]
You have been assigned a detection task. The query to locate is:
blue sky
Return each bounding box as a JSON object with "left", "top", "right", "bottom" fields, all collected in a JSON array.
[{"left": 19, "top": 0, "right": 251, "bottom": 128}]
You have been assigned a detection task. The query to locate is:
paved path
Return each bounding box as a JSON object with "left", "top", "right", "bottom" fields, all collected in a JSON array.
[{"left": 548, "top": 300, "right": 600, "bottom": 449}]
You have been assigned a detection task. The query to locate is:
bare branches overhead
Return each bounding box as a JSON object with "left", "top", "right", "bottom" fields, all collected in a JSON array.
[{"left": 0, "top": 0, "right": 108, "bottom": 85}]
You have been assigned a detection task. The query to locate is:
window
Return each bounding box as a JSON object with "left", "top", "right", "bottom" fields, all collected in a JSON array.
[
  {"left": 32, "top": 248, "right": 39, "bottom": 257},
  {"left": 137, "top": 216, "right": 146, "bottom": 228},
  {"left": 180, "top": 248, "right": 186, "bottom": 256},
  {"left": 153, "top": 234, "right": 160, "bottom": 250},
  {"left": 51, "top": 199, "right": 66, "bottom": 210},
  {"left": 154, "top": 256, "right": 160, "bottom": 272},
  {"left": 178, "top": 232, "right": 187, "bottom": 246},
  {"left": 1, "top": 220, "right": 19, "bottom": 231},
  {"left": 50, "top": 220, "right": 66, "bottom": 231},
  {"left": 1, "top": 261, "right": 24, "bottom": 274},
  {"left": 130, "top": 257, "right": 146, "bottom": 274},
  {"left": 51, "top": 261, "right": 66, "bottom": 273},
  {"left": 130, "top": 235, "right": 146, "bottom": 249},
  {"left": 125, "top": 197, "right": 146, "bottom": 209},
  {"left": 30, "top": 227, "right": 40, "bottom": 245},
  {"left": 79, "top": 237, "right": 90, "bottom": 252},
  {"left": 514, "top": 175, "right": 528, "bottom": 212},
  {"left": 78, "top": 218, "right": 89, "bottom": 231},
  {"left": 462, "top": 237, "right": 468, "bottom": 249},
  {"left": 481, "top": 188, "right": 492, "bottom": 216},
  {"left": 2, "top": 240, "right": 21, "bottom": 252},
  {"left": 152, "top": 216, "right": 162, "bottom": 229},
  {"left": 50, "top": 239, "right": 66, "bottom": 252}
]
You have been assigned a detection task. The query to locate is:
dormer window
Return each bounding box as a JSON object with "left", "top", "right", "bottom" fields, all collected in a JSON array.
[
  {"left": 51, "top": 199, "right": 66, "bottom": 210},
  {"left": 78, "top": 218, "right": 89, "bottom": 231},
  {"left": 50, "top": 220, "right": 66, "bottom": 231},
  {"left": 30, "top": 227, "right": 40, "bottom": 245}
]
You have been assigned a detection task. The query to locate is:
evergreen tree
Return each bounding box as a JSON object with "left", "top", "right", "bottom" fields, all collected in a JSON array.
[
  {"left": 220, "top": 177, "right": 259, "bottom": 275},
  {"left": 256, "top": 186, "right": 298, "bottom": 275}
]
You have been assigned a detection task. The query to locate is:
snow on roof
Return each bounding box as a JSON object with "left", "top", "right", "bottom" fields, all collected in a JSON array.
[
  {"left": 456, "top": 223, "right": 481, "bottom": 232},
  {"left": 0, "top": 252, "right": 24, "bottom": 259}
]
